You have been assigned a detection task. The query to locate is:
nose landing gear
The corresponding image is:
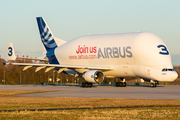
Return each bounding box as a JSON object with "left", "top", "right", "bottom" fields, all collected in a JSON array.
[{"left": 150, "top": 80, "right": 157, "bottom": 88}]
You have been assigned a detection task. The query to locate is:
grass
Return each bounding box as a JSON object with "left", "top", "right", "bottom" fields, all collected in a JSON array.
[
  {"left": 0, "top": 90, "right": 180, "bottom": 119},
  {"left": 1, "top": 97, "right": 180, "bottom": 110},
  {"left": 0, "top": 107, "right": 179, "bottom": 120}
]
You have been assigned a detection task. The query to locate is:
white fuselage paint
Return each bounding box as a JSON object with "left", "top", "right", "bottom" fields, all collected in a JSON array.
[{"left": 54, "top": 32, "right": 178, "bottom": 82}]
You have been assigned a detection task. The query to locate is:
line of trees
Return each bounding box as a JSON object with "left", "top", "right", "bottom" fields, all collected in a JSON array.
[
  {"left": 0, "top": 58, "right": 80, "bottom": 84},
  {"left": 0, "top": 58, "right": 180, "bottom": 85}
]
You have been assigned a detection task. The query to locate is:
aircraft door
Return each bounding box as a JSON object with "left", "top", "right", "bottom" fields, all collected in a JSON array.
[{"left": 144, "top": 66, "right": 158, "bottom": 79}]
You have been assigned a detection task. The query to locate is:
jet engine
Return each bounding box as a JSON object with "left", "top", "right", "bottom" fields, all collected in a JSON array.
[{"left": 82, "top": 70, "right": 104, "bottom": 83}]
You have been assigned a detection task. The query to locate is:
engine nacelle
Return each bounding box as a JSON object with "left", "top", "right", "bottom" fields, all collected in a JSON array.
[{"left": 82, "top": 70, "right": 104, "bottom": 83}]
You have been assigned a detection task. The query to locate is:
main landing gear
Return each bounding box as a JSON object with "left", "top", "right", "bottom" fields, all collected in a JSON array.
[
  {"left": 116, "top": 82, "right": 126, "bottom": 87},
  {"left": 116, "top": 78, "right": 126, "bottom": 87},
  {"left": 151, "top": 83, "right": 157, "bottom": 88},
  {"left": 82, "top": 82, "right": 93, "bottom": 88}
]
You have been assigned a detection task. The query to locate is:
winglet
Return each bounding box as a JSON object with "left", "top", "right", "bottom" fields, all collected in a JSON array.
[
  {"left": 3, "top": 62, "right": 10, "bottom": 66},
  {"left": 7, "top": 43, "right": 16, "bottom": 60}
]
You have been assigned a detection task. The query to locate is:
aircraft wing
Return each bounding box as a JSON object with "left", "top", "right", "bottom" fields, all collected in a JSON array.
[
  {"left": 4, "top": 62, "right": 112, "bottom": 73},
  {"left": 6, "top": 43, "right": 112, "bottom": 73}
]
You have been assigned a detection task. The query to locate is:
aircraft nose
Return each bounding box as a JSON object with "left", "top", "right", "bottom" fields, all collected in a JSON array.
[{"left": 171, "top": 71, "right": 178, "bottom": 81}]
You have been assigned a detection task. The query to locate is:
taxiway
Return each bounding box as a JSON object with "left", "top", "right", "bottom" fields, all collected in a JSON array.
[{"left": 0, "top": 85, "right": 179, "bottom": 100}]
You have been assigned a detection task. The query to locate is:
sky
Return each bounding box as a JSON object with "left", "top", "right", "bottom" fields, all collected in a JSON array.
[{"left": 0, "top": 0, "right": 180, "bottom": 64}]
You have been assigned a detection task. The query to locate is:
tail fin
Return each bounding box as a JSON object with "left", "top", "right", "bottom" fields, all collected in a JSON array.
[
  {"left": 36, "top": 17, "right": 57, "bottom": 51},
  {"left": 7, "top": 43, "right": 16, "bottom": 60},
  {"left": 54, "top": 37, "right": 66, "bottom": 46}
]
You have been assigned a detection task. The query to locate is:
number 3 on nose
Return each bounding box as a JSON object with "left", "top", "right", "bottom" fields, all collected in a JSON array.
[{"left": 157, "top": 45, "right": 169, "bottom": 55}]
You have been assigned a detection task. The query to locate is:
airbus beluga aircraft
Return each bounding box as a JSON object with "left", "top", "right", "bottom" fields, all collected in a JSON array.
[{"left": 5, "top": 17, "right": 178, "bottom": 88}]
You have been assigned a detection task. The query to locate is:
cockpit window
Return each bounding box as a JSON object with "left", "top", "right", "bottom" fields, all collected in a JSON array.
[{"left": 162, "top": 68, "right": 175, "bottom": 71}]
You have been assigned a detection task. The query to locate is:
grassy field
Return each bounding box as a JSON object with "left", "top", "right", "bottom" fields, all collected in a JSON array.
[
  {"left": 1, "top": 97, "right": 180, "bottom": 110},
  {"left": 0, "top": 91, "right": 180, "bottom": 119},
  {"left": 0, "top": 107, "right": 179, "bottom": 120}
]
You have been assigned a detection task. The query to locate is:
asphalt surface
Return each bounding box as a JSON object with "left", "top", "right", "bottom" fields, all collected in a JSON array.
[{"left": 0, "top": 85, "right": 180, "bottom": 100}]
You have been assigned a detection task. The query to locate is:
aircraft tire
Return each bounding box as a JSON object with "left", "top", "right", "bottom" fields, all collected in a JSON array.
[
  {"left": 88, "top": 83, "right": 92, "bottom": 88},
  {"left": 116, "top": 82, "right": 120, "bottom": 87},
  {"left": 82, "top": 83, "right": 92, "bottom": 88},
  {"left": 85, "top": 83, "right": 89, "bottom": 88},
  {"left": 151, "top": 83, "right": 157, "bottom": 88},
  {"left": 151, "top": 83, "right": 154, "bottom": 88},
  {"left": 119, "top": 82, "right": 123, "bottom": 87},
  {"left": 123, "top": 82, "right": 126, "bottom": 87},
  {"left": 82, "top": 83, "right": 85, "bottom": 88}
]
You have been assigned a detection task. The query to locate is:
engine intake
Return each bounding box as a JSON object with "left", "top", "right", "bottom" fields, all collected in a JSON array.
[{"left": 82, "top": 70, "right": 104, "bottom": 83}]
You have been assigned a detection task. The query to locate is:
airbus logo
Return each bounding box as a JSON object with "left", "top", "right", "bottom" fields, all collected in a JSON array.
[{"left": 98, "top": 46, "right": 132, "bottom": 58}]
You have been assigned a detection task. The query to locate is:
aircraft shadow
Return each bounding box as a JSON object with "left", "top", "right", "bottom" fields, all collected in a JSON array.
[
  {"left": 126, "top": 85, "right": 164, "bottom": 88},
  {"left": 49, "top": 84, "right": 165, "bottom": 88},
  {"left": 19, "top": 84, "right": 165, "bottom": 88}
]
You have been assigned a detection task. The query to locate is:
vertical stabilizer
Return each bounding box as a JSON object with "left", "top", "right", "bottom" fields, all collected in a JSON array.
[
  {"left": 36, "top": 17, "right": 57, "bottom": 51},
  {"left": 7, "top": 43, "right": 16, "bottom": 60}
]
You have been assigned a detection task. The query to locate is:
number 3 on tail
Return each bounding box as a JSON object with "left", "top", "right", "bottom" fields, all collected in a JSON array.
[
  {"left": 8, "top": 47, "right": 13, "bottom": 56},
  {"left": 157, "top": 45, "right": 169, "bottom": 55}
]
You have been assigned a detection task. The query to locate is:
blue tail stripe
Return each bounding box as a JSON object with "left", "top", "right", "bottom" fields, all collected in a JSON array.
[
  {"left": 36, "top": 17, "right": 59, "bottom": 64},
  {"left": 46, "top": 49, "right": 59, "bottom": 64},
  {"left": 36, "top": 17, "right": 57, "bottom": 51},
  {"left": 47, "top": 34, "right": 52, "bottom": 40},
  {"left": 48, "top": 40, "right": 55, "bottom": 44}
]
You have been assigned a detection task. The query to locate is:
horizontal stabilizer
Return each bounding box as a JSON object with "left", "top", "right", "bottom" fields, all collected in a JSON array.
[
  {"left": 3, "top": 62, "right": 6, "bottom": 66},
  {"left": 54, "top": 37, "right": 66, "bottom": 46}
]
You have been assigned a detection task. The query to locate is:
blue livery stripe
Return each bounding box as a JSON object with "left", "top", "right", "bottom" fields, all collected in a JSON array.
[
  {"left": 36, "top": 17, "right": 57, "bottom": 51},
  {"left": 36, "top": 17, "right": 59, "bottom": 65},
  {"left": 46, "top": 49, "right": 59, "bottom": 64}
]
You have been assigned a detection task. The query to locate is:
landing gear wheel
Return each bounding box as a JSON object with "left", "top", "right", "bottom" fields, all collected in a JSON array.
[
  {"left": 82, "top": 83, "right": 85, "bottom": 88},
  {"left": 116, "top": 82, "right": 120, "bottom": 87},
  {"left": 123, "top": 82, "right": 126, "bottom": 87},
  {"left": 119, "top": 82, "right": 123, "bottom": 87},
  {"left": 151, "top": 83, "right": 154, "bottom": 87},
  {"left": 82, "top": 83, "right": 93, "bottom": 88},
  {"left": 116, "top": 82, "right": 126, "bottom": 87},
  {"left": 85, "top": 83, "right": 89, "bottom": 88},
  {"left": 154, "top": 83, "right": 157, "bottom": 87},
  {"left": 88, "top": 83, "right": 92, "bottom": 88},
  {"left": 151, "top": 83, "right": 157, "bottom": 88}
]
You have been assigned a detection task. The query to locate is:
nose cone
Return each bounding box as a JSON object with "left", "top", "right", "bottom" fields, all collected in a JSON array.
[
  {"left": 171, "top": 71, "right": 178, "bottom": 81},
  {"left": 157, "top": 71, "right": 178, "bottom": 82}
]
